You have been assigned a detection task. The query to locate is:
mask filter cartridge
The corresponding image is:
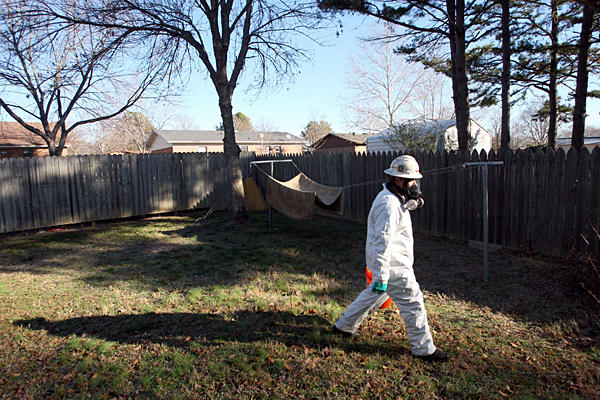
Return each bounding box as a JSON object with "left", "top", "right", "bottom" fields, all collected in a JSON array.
[{"left": 406, "top": 198, "right": 424, "bottom": 211}]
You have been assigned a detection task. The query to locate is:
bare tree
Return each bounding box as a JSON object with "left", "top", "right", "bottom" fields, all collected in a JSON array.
[
  {"left": 408, "top": 68, "right": 454, "bottom": 123},
  {"left": 78, "top": 120, "right": 120, "bottom": 154},
  {"left": 109, "top": 111, "right": 155, "bottom": 153},
  {"left": 255, "top": 118, "right": 279, "bottom": 151},
  {"left": 0, "top": 2, "right": 166, "bottom": 156},
  {"left": 171, "top": 114, "right": 201, "bottom": 131},
  {"left": 512, "top": 99, "right": 554, "bottom": 147},
  {"left": 41, "top": 0, "right": 331, "bottom": 220},
  {"left": 255, "top": 118, "right": 279, "bottom": 134},
  {"left": 342, "top": 23, "right": 427, "bottom": 134},
  {"left": 65, "top": 128, "right": 95, "bottom": 155}
]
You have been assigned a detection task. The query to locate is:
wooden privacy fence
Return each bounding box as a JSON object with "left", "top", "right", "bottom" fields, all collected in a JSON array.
[
  {"left": 254, "top": 147, "right": 600, "bottom": 258},
  {"left": 1, "top": 148, "right": 598, "bottom": 259},
  {"left": 0, "top": 153, "right": 255, "bottom": 234}
]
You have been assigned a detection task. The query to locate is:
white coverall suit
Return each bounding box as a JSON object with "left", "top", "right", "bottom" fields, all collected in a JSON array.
[{"left": 334, "top": 184, "right": 436, "bottom": 356}]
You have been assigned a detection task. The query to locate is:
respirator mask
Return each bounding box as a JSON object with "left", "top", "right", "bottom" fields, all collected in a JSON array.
[{"left": 404, "top": 180, "right": 424, "bottom": 211}]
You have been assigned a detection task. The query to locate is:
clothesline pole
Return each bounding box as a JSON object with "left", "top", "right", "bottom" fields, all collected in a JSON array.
[
  {"left": 463, "top": 161, "right": 504, "bottom": 282},
  {"left": 269, "top": 162, "right": 273, "bottom": 227},
  {"left": 250, "top": 159, "right": 294, "bottom": 227}
]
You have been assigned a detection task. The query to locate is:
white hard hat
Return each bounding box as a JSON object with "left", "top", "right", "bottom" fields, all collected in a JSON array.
[{"left": 384, "top": 155, "right": 423, "bottom": 179}]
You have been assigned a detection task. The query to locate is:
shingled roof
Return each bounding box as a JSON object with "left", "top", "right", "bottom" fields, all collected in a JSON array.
[
  {"left": 153, "top": 130, "right": 305, "bottom": 144},
  {"left": 0, "top": 122, "right": 59, "bottom": 147},
  {"left": 311, "top": 133, "right": 373, "bottom": 149}
]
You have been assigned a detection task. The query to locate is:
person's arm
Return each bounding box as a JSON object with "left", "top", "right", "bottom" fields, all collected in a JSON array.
[{"left": 370, "top": 203, "right": 400, "bottom": 292}]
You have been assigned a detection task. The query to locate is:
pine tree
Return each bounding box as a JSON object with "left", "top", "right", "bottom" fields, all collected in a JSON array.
[{"left": 319, "top": 0, "right": 496, "bottom": 154}]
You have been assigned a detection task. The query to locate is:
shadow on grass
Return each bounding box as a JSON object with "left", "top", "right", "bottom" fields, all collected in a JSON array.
[
  {"left": 14, "top": 311, "right": 398, "bottom": 356},
  {"left": 412, "top": 233, "right": 600, "bottom": 342},
  {"left": 2, "top": 211, "right": 598, "bottom": 340},
  {"left": 0, "top": 211, "right": 363, "bottom": 289}
]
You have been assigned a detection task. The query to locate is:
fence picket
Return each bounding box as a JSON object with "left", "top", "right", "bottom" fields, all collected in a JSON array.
[
  {"left": 564, "top": 149, "right": 578, "bottom": 254},
  {"left": 576, "top": 148, "right": 591, "bottom": 252},
  {"left": 0, "top": 159, "right": 13, "bottom": 231},
  {"left": 0, "top": 149, "right": 598, "bottom": 259},
  {"left": 590, "top": 148, "right": 600, "bottom": 255}
]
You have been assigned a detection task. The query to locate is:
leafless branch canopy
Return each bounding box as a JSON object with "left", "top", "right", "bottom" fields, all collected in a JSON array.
[
  {"left": 0, "top": 0, "right": 172, "bottom": 155},
  {"left": 35, "top": 0, "right": 330, "bottom": 94}
]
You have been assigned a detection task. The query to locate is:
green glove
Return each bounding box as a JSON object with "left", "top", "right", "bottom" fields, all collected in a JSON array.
[{"left": 372, "top": 282, "right": 388, "bottom": 293}]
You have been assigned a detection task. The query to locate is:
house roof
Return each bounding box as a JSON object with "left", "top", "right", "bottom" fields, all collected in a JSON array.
[
  {"left": 154, "top": 130, "right": 306, "bottom": 144},
  {"left": 0, "top": 121, "right": 55, "bottom": 147},
  {"left": 373, "top": 119, "right": 458, "bottom": 139},
  {"left": 557, "top": 136, "right": 600, "bottom": 146},
  {"left": 311, "top": 133, "right": 373, "bottom": 148},
  {"left": 371, "top": 118, "right": 491, "bottom": 139}
]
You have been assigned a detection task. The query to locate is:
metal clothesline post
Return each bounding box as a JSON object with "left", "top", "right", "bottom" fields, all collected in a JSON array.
[
  {"left": 463, "top": 161, "right": 504, "bottom": 282},
  {"left": 250, "top": 159, "right": 294, "bottom": 227}
]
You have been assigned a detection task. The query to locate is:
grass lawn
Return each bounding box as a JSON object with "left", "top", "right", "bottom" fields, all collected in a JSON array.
[{"left": 0, "top": 210, "right": 598, "bottom": 399}]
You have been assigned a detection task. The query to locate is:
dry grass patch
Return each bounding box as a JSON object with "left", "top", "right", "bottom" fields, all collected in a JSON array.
[{"left": 0, "top": 210, "right": 598, "bottom": 399}]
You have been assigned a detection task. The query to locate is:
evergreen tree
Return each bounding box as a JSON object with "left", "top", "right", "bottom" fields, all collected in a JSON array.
[
  {"left": 233, "top": 113, "right": 254, "bottom": 132},
  {"left": 319, "top": 0, "right": 496, "bottom": 154},
  {"left": 301, "top": 120, "right": 333, "bottom": 144},
  {"left": 571, "top": 0, "right": 600, "bottom": 149},
  {"left": 468, "top": 0, "right": 589, "bottom": 150}
]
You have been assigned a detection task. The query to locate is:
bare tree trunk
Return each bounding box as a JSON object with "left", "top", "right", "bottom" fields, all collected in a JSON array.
[
  {"left": 500, "top": 0, "right": 511, "bottom": 151},
  {"left": 447, "top": 0, "right": 460, "bottom": 123},
  {"left": 449, "top": 0, "right": 471, "bottom": 153},
  {"left": 571, "top": 1, "right": 596, "bottom": 149},
  {"left": 547, "top": 0, "right": 559, "bottom": 150},
  {"left": 218, "top": 87, "right": 247, "bottom": 220},
  {"left": 47, "top": 140, "right": 58, "bottom": 156}
]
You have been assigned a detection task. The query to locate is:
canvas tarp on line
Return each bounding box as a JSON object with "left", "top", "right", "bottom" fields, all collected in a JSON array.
[{"left": 266, "top": 173, "right": 344, "bottom": 220}]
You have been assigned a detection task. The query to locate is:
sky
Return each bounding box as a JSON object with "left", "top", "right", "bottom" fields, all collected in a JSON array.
[
  {"left": 2, "top": 12, "right": 598, "bottom": 140},
  {"left": 164, "top": 14, "right": 600, "bottom": 139},
  {"left": 165, "top": 15, "right": 374, "bottom": 137}
]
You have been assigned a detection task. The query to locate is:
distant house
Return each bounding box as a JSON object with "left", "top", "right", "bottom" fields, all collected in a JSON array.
[
  {"left": 557, "top": 136, "right": 600, "bottom": 151},
  {"left": 310, "top": 133, "right": 373, "bottom": 154},
  {"left": 148, "top": 130, "right": 306, "bottom": 155},
  {"left": 0, "top": 121, "right": 70, "bottom": 158},
  {"left": 367, "top": 119, "right": 492, "bottom": 154}
]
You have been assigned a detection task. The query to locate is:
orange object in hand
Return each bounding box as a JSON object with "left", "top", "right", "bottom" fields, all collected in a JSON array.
[{"left": 365, "top": 266, "right": 393, "bottom": 309}]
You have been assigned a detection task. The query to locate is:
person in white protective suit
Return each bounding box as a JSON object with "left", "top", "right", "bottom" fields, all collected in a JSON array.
[{"left": 333, "top": 155, "right": 449, "bottom": 362}]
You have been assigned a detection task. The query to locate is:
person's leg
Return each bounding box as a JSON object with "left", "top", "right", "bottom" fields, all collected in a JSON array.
[
  {"left": 334, "top": 284, "right": 388, "bottom": 334},
  {"left": 387, "top": 274, "right": 436, "bottom": 356}
]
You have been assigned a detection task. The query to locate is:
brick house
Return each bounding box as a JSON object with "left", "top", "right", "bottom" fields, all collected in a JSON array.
[
  {"left": 148, "top": 130, "right": 306, "bottom": 155},
  {"left": 310, "top": 133, "right": 373, "bottom": 154},
  {"left": 0, "top": 121, "right": 70, "bottom": 158}
]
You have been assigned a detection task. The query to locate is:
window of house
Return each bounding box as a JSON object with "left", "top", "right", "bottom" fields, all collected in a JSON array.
[
  {"left": 0, "top": 151, "right": 8, "bottom": 158},
  {"left": 240, "top": 145, "right": 248, "bottom": 152},
  {"left": 274, "top": 146, "right": 282, "bottom": 155},
  {"left": 198, "top": 146, "right": 207, "bottom": 153},
  {"left": 23, "top": 150, "right": 33, "bottom": 157}
]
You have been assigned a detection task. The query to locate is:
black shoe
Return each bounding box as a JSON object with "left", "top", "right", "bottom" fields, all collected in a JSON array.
[
  {"left": 332, "top": 325, "right": 358, "bottom": 338},
  {"left": 414, "top": 349, "right": 450, "bottom": 362}
]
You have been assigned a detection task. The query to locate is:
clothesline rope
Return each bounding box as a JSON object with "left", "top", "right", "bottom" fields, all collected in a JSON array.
[
  {"left": 254, "top": 161, "right": 384, "bottom": 189},
  {"left": 253, "top": 160, "right": 484, "bottom": 189}
]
